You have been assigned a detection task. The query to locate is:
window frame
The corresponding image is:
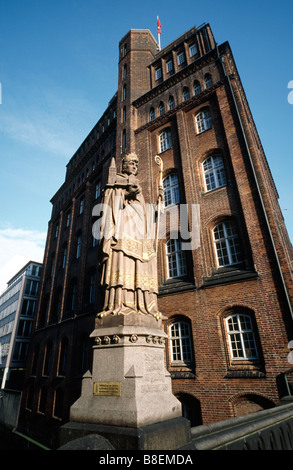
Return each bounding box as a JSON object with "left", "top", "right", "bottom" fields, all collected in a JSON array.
[
  {"left": 213, "top": 220, "right": 242, "bottom": 268},
  {"left": 202, "top": 155, "right": 227, "bottom": 192},
  {"left": 166, "top": 238, "right": 187, "bottom": 279},
  {"left": 177, "top": 51, "right": 185, "bottom": 66},
  {"left": 166, "top": 59, "right": 173, "bottom": 73},
  {"left": 159, "top": 129, "right": 172, "bottom": 153},
  {"left": 155, "top": 67, "right": 162, "bottom": 80},
  {"left": 225, "top": 313, "right": 258, "bottom": 361},
  {"left": 195, "top": 109, "right": 212, "bottom": 134},
  {"left": 163, "top": 173, "right": 180, "bottom": 208},
  {"left": 169, "top": 320, "right": 193, "bottom": 364}
]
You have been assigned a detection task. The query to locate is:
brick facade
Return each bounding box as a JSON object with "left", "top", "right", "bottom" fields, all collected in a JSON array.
[{"left": 18, "top": 23, "right": 293, "bottom": 446}]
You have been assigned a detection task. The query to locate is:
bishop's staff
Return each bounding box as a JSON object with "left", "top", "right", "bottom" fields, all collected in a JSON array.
[{"left": 155, "top": 155, "right": 163, "bottom": 252}]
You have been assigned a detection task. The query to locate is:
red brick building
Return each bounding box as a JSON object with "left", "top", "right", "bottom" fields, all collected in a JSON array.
[{"left": 18, "top": 23, "right": 293, "bottom": 446}]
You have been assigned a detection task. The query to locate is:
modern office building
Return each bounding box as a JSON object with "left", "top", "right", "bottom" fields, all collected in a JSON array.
[
  {"left": 0, "top": 261, "right": 42, "bottom": 390},
  {"left": 18, "top": 23, "right": 293, "bottom": 447}
]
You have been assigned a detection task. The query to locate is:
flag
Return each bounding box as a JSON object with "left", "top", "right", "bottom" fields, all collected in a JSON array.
[{"left": 157, "top": 16, "right": 162, "bottom": 35}]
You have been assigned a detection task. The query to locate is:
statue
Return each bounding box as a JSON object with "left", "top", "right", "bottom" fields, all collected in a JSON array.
[{"left": 96, "top": 153, "right": 164, "bottom": 320}]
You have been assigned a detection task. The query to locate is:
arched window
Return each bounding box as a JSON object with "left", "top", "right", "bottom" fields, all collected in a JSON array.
[
  {"left": 61, "top": 242, "right": 67, "bottom": 269},
  {"left": 195, "top": 109, "right": 212, "bottom": 134},
  {"left": 213, "top": 220, "right": 242, "bottom": 267},
  {"left": 204, "top": 73, "right": 213, "bottom": 88},
  {"left": 193, "top": 80, "right": 201, "bottom": 95},
  {"left": 169, "top": 319, "right": 193, "bottom": 363},
  {"left": 158, "top": 101, "right": 165, "bottom": 116},
  {"left": 149, "top": 107, "right": 155, "bottom": 121},
  {"left": 163, "top": 173, "right": 179, "bottom": 207},
  {"left": 226, "top": 313, "right": 258, "bottom": 360},
  {"left": 168, "top": 96, "right": 175, "bottom": 110},
  {"left": 76, "top": 231, "right": 82, "bottom": 259},
  {"left": 159, "top": 129, "right": 172, "bottom": 153},
  {"left": 166, "top": 239, "right": 187, "bottom": 278},
  {"left": 203, "top": 155, "right": 226, "bottom": 191},
  {"left": 183, "top": 87, "right": 190, "bottom": 101}
]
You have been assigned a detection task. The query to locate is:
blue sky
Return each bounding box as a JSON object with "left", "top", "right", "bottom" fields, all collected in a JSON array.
[{"left": 0, "top": 0, "right": 292, "bottom": 291}]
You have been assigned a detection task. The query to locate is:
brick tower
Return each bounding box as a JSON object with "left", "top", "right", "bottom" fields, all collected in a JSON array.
[{"left": 18, "top": 23, "right": 293, "bottom": 447}]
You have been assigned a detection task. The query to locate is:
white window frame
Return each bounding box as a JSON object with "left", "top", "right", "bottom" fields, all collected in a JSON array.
[
  {"left": 166, "top": 239, "right": 187, "bottom": 278},
  {"left": 166, "top": 59, "right": 173, "bottom": 73},
  {"left": 226, "top": 314, "right": 258, "bottom": 360},
  {"left": 203, "top": 155, "right": 227, "bottom": 192},
  {"left": 177, "top": 51, "right": 185, "bottom": 65},
  {"left": 195, "top": 109, "right": 212, "bottom": 134},
  {"left": 159, "top": 129, "right": 172, "bottom": 153},
  {"left": 189, "top": 43, "right": 198, "bottom": 57},
  {"left": 213, "top": 221, "right": 242, "bottom": 267},
  {"left": 169, "top": 320, "right": 193, "bottom": 363},
  {"left": 163, "top": 174, "right": 180, "bottom": 207},
  {"left": 156, "top": 67, "right": 162, "bottom": 80}
]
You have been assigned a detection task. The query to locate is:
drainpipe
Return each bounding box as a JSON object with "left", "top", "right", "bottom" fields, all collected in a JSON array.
[{"left": 216, "top": 45, "right": 293, "bottom": 323}]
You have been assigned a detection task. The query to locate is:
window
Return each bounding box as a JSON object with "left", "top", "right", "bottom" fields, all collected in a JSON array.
[
  {"left": 203, "top": 155, "right": 227, "bottom": 191},
  {"left": 123, "top": 64, "right": 127, "bottom": 79},
  {"left": 166, "top": 239, "right": 187, "bottom": 278},
  {"left": 163, "top": 174, "right": 180, "bottom": 207},
  {"left": 193, "top": 80, "right": 201, "bottom": 95},
  {"left": 168, "top": 96, "right": 175, "bottom": 110},
  {"left": 76, "top": 233, "right": 82, "bottom": 259},
  {"left": 79, "top": 197, "right": 84, "bottom": 215},
  {"left": 150, "top": 107, "right": 155, "bottom": 121},
  {"left": 70, "top": 279, "right": 78, "bottom": 311},
  {"left": 226, "top": 314, "right": 258, "bottom": 359},
  {"left": 21, "top": 299, "right": 36, "bottom": 316},
  {"left": 89, "top": 271, "right": 96, "bottom": 304},
  {"left": 189, "top": 43, "right": 197, "bottom": 57},
  {"left": 123, "top": 84, "right": 126, "bottom": 100},
  {"left": 25, "top": 279, "right": 39, "bottom": 296},
  {"left": 183, "top": 87, "right": 190, "bottom": 102},
  {"left": 61, "top": 243, "right": 67, "bottom": 269},
  {"left": 158, "top": 101, "right": 165, "bottom": 116},
  {"left": 122, "top": 129, "right": 126, "bottom": 153},
  {"left": 66, "top": 211, "right": 71, "bottom": 228},
  {"left": 169, "top": 320, "right": 192, "bottom": 363},
  {"left": 177, "top": 51, "right": 185, "bottom": 65},
  {"left": 213, "top": 221, "right": 242, "bottom": 267},
  {"left": 195, "top": 109, "right": 212, "bottom": 133},
  {"left": 95, "top": 181, "right": 101, "bottom": 199},
  {"left": 159, "top": 129, "right": 172, "bottom": 153},
  {"left": 39, "top": 386, "right": 47, "bottom": 414},
  {"left": 17, "top": 319, "right": 33, "bottom": 337},
  {"left": 204, "top": 73, "right": 213, "bottom": 88},
  {"left": 156, "top": 67, "right": 162, "bottom": 80},
  {"left": 123, "top": 106, "right": 126, "bottom": 122},
  {"left": 166, "top": 59, "right": 173, "bottom": 73}
]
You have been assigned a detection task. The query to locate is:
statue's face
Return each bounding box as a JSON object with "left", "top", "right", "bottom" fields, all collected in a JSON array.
[{"left": 123, "top": 158, "right": 138, "bottom": 176}]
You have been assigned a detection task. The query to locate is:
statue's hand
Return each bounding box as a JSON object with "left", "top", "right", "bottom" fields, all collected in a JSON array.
[{"left": 127, "top": 184, "right": 141, "bottom": 196}]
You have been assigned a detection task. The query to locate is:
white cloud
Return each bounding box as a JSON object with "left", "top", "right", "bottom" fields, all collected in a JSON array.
[
  {"left": 0, "top": 82, "right": 98, "bottom": 158},
  {"left": 0, "top": 226, "right": 46, "bottom": 293}
]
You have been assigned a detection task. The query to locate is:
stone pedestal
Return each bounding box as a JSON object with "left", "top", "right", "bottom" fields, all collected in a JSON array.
[{"left": 69, "top": 314, "right": 182, "bottom": 428}]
